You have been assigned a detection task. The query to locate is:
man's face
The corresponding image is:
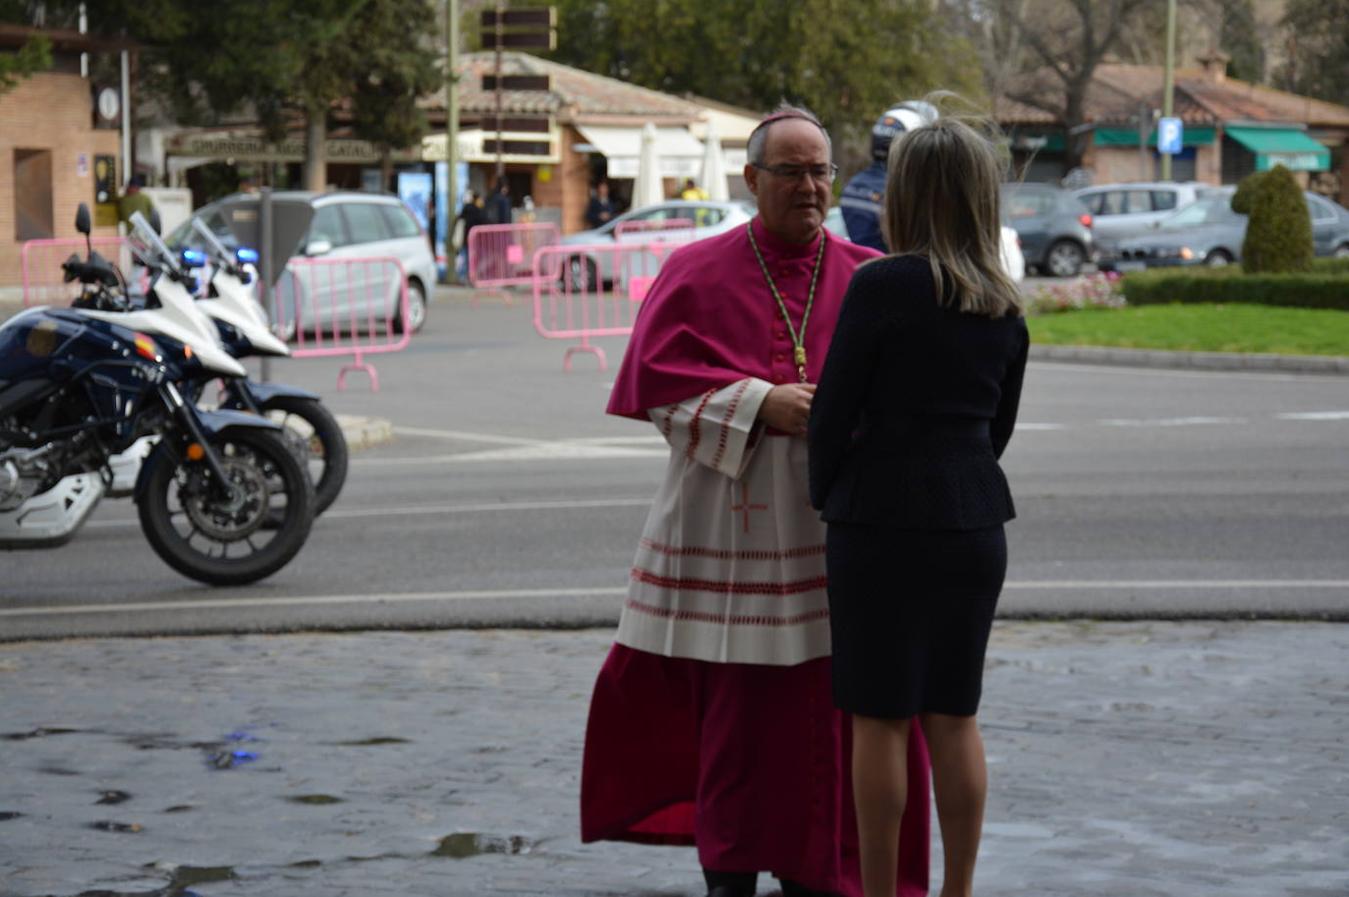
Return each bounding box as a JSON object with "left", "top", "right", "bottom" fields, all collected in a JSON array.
[{"left": 744, "top": 119, "right": 832, "bottom": 244}]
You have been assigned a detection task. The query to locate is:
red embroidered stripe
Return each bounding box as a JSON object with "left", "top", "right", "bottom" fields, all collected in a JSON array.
[
  {"left": 639, "top": 538, "right": 826, "bottom": 561},
  {"left": 631, "top": 567, "right": 828, "bottom": 596},
  {"left": 685, "top": 388, "right": 717, "bottom": 460},
  {"left": 626, "top": 597, "right": 830, "bottom": 627},
  {"left": 661, "top": 404, "right": 678, "bottom": 440},
  {"left": 710, "top": 379, "right": 752, "bottom": 470}
]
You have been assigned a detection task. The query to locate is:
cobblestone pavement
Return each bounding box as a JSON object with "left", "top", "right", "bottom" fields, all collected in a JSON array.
[{"left": 1, "top": 621, "right": 1346, "bottom": 897}]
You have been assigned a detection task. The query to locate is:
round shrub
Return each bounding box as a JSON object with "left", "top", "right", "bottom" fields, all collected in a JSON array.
[{"left": 1238, "top": 165, "right": 1313, "bottom": 273}]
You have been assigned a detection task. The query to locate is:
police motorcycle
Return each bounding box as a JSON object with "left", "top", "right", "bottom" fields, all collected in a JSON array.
[
  {"left": 0, "top": 204, "right": 314, "bottom": 585},
  {"left": 177, "top": 217, "right": 348, "bottom": 515}
]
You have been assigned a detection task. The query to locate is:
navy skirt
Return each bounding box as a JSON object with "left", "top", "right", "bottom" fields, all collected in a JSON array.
[{"left": 826, "top": 522, "right": 1007, "bottom": 719}]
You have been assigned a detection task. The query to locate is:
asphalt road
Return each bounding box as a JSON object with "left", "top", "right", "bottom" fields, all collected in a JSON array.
[{"left": 2, "top": 287, "right": 1347, "bottom": 639}]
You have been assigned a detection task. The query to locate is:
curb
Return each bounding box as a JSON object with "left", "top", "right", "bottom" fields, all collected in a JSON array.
[
  {"left": 1030, "top": 343, "right": 1349, "bottom": 375},
  {"left": 336, "top": 415, "right": 394, "bottom": 450}
]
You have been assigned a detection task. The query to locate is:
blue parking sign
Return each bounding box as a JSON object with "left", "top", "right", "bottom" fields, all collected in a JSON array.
[{"left": 1158, "top": 117, "right": 1183, "bottom": 155}]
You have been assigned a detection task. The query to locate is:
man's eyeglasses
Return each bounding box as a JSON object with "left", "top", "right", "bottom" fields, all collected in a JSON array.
[{"left": 752, "top": 162, "right": 839, "bottom": 184}]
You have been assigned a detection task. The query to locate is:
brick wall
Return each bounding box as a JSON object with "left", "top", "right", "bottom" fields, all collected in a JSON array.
[{"left": 0, "top": 71, "right": 121, "bottom": 287}]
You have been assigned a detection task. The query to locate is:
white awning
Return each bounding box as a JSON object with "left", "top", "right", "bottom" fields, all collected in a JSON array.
[{"left": 574, "top": 124, "right": 705, "bottom": 179}]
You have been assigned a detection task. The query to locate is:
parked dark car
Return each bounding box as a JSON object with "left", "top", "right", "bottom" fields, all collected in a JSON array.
[
  {"left": 1100, "top": 188, "right": 1349, "bottom": 272},
  {"left": 1000, "top": 182, "right": 1095, "bottom": 277}
]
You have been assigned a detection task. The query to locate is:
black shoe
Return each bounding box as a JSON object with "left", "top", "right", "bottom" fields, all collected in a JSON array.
[
  {"left": 704, "top": 868, "right": 757, "bottom": 897},
  {"left": 777, "top": 878, "right": 839, "bottom": 897},
  {"left": 708, "top": 888, "right": 754, "bottom": 897}
]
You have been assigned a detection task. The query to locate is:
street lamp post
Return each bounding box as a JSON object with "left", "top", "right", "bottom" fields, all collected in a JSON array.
[{"left": 1161, "top": 0, "right": 1177, "bottom": 181}]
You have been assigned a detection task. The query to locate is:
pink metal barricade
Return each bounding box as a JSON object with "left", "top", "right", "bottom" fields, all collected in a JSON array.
[
  {"left": 20, "top": 237, "right": 136, "bottom": 307},
  {"left": 613, "top": 217, "right": 696, "bottom": 242},
  {"left": 273, "top": 256, "right": 411, "bottom": 391},
  {"left": 467, "top": 222, "right": 561, "bottom": 302},
  {"left": 532, "top": 241, "right": 685, "bottom": 371}
]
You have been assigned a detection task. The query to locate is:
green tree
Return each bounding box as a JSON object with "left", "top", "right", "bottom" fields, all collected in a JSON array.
[
  {"left": 545, "top": 0, "right": 982, "bottom": 174},
  {"left": 0, "top": 33, "right": 50, "bottom": 94},
  {"left": 1233, "top": 166, "right": 1313, "bottom": 274},
  {"left": 347, "top": 0, "right": 444, "bottom": 189},
  {"left": 1274, "top": 0, "right": 1349, "bottom": 106},
  {"left": 1218, "top": 0, "right": 1263, "bottom": 83}
]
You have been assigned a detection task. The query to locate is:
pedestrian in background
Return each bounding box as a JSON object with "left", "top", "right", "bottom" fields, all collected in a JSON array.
[
  {"left": 585, "top": 180, "right": 616, "bottom": 229},
  {"left": 453, "top": 190, "right": 484, "bottom": 280},
  {"left": 808, "top": 111, "right": 1029, "bottom": 897},
  {"left": 680, "top": 177, "right": 708, "bottom": 201},
  {"left": 116, "top": 174, "right": 154, "bottom": 229},
  {"left": 582, "top": 104, "right": 931, "bottom": 897},
  {"left": 487, "top": 179, "right": 511, "bottom": 225}
]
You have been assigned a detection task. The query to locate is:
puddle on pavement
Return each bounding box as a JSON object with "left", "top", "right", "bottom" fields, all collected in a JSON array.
[
  {"left": 2, "top": 726, "right": 82, "bottom": 740},
  {"left": 284, "top": 794, "right": 344, "bottom": 805},
  {"left": 89, "top": 820, "right": 143, "bottom": 833},
  {"left": 205, "top": 748, "right": 259, "bottom": 770},
  {"left": 331, "top": 736, "right": 410, "bottom": 746},
  {"left": 432, "top": 832, "right": 534, "bottom": 859},
  {"left": 0, "top": 811, "right": 22, "bottom": 821},
  {"left": 163, "top": 805, "right": 194, "bottom": 814},
  {"left": 97, "top": 790, "right": 132, "bottom": 805},
  {"left": 38, "top": 765, "right": 83, "bottom": 776}
]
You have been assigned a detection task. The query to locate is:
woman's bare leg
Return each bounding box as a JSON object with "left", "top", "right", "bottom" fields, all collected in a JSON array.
[
  {"left": 919, "top": 713, "right": 986, "bottom": 897},
  {"left": 852, "top": 714, "right": 912, "bottom": 897}
]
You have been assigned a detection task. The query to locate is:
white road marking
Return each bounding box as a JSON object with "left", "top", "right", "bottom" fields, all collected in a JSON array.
[
  {"left": 1099, "top": 416, "right": 1248, "bottom": 427},
  {"left": 0, "top": 587, "right": 631, "bottom": 617},
  {"left": 1277, "top": 411, "right": 1349, "bottom": 421},
  {"left": 83, "top": 497, "right": 655, "bottom": 529},
  {"left": 391, "top": 425, "right": 547, "bottom": 445},
  {"left": 5, "top": 580, "right": 1346, "bottom": 619}
]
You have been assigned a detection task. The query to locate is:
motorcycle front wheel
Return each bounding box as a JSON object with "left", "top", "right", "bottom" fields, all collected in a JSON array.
[
  {"left": 259, "top": 395, "right": 348, "bottom": 516},
  {"left": 138, "top": 428, "right": 314, "bottom": 586}
]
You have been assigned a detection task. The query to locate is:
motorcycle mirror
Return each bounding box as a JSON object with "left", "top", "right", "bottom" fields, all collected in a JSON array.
[
  {"left": 149, "top": 208, "right": 163, "bottom": 236},
  {"left": 75, "top": 203, "right": 92, "bottom": 236}
]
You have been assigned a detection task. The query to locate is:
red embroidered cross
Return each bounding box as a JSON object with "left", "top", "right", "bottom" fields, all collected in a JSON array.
[{"left": 730, "top": 483, "right": 768, "bottom": 533}]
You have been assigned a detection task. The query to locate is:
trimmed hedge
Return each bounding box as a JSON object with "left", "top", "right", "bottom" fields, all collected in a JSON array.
[
  {"left": 1232, "top": 167, "right": 1314, "bottom": 273},
  {"left": 1121, "top": 266, "right": 1349, "bottom": 311}
]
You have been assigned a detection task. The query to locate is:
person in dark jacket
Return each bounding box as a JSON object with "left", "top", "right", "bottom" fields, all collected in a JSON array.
[
  {"left": 584, "top": 180, "right": 617, "bottom": 229},
  {"left": 839, "top": 102, "right": 936, "bottom": 251},
  {"left": 487, "top": 179, "right": 511, "bottom": 224},
  {"left": 808, "top": 112, "right": 1028, "bottom": 897}
]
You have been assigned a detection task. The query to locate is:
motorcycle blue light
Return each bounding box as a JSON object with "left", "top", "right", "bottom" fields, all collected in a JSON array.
[
  {"left": 181, "top": 248, "right": 208, "bottom": 267},
  {"left": 236, "top": 247, "right": 259, "bottom": 264}
]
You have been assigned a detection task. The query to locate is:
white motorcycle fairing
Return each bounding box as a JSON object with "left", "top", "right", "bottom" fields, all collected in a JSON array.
[{"left": 0, "top": 472, "right": 103, "bottom": 547}]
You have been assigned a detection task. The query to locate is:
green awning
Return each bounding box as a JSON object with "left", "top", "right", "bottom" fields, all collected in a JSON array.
[
  {"left": 1094, "top": 126, "right": 1215, "bottom": 147},
  {"left": 1225, "top": 126, "right": 1330, "bottom": 172}
]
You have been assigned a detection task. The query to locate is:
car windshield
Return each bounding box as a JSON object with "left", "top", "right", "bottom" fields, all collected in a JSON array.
[{"left": 1159, "top": 196, "right": 1242, "bottom": 229}]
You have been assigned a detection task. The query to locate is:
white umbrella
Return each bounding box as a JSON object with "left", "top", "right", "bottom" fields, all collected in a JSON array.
[
  {"left": 632, "top": 122, "right": 664, "bottom": 209},
  {"left": 699, "top": 119, "right": 729, "bottom": 201}
]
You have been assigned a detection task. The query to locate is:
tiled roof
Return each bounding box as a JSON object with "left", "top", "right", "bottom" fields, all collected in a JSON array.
[
  {"left": 427, "top": 52, "right": 705, "bottom": 123},
  {"left": 998, "top": 62, "right": 1349, "bottom": 129}
]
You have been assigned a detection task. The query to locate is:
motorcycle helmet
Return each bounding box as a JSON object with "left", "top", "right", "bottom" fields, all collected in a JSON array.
[{"left": 870, "top": 100, "right": 940, "bottom": 160}]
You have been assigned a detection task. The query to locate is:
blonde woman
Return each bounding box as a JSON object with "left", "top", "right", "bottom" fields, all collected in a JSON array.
[{"left": 807, "top": 113, "right": 1028, "bottom": 897}]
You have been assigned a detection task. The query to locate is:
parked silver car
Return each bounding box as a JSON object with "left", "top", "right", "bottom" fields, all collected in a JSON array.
[
  {"left": 1074, "top": 181, "right": 1206, "bottom": 254},
  {"left": 1101, "top": 187, "right": 1349, "bottom": 271},
  {"left": 169, "top": 191, "right": 436, "bottom": 337},
  {"left": 1000, "top": 183, "right": 1095, "bottom": 277}
]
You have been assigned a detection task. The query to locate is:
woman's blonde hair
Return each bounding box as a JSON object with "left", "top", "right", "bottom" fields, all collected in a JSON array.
[{"left": 882, "top": 105, "right": 1022, "bottom": 318}]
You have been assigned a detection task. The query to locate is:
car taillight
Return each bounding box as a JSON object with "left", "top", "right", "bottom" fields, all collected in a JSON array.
[{"left": 1079, "top": 213, "right": 1094, "bottom": 229}]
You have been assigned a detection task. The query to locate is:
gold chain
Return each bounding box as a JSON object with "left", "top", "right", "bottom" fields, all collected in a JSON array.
[{"left": 747, "top": 224, "right": 827, "bottom": 383}]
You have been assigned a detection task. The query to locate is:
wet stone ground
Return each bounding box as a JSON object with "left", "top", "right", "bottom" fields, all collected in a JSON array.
[{"left": 0, "top": 622, "right": 1346, "bottom": 897}]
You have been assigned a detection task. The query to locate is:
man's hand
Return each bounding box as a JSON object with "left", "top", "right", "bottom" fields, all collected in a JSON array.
[{"left": 758, "top": 383, "right": 816, "bottom": 435}]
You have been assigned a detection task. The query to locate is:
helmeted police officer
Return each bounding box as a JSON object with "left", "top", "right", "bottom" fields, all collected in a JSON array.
[{"left": 839, "top": 101, "right": 938, "bottom": 251}]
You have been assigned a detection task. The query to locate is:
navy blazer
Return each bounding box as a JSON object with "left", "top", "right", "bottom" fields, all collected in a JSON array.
[{"left": 807, "top": 254, "right": 1029, "bottom": 530}]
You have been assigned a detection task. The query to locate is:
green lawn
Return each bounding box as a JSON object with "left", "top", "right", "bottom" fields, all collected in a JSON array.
[{"left": 1028, "top": 303, "right": 1349, "bottom": 356}]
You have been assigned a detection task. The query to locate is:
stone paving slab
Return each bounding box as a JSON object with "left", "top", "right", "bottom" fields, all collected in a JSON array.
[{"left": 1, "top": 621, "right": 1346, "bottom": 897}]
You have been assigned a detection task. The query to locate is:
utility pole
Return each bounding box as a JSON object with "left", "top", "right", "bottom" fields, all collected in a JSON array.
[
  {"left": 445, "top": 0, "right": 460, "bottom": 280},
  {"left": 1161, "top": 0, "right": 1177, "bottom": 181},
  {"left": 493, "top": 2, "right": 505, "bottom": 183}
]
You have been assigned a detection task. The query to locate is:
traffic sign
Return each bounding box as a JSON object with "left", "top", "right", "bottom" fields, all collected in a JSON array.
[{"left": 1158, "top": 117, "right": 1183, "bottom": 155}]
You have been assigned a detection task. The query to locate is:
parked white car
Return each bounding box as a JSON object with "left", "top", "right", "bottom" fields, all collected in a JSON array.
[
  {"left": 559, "top": 199, "right": 755, "bottom": 287},
  {"left": 169, "top": 191, "right": 436, "bottom": 338}
]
